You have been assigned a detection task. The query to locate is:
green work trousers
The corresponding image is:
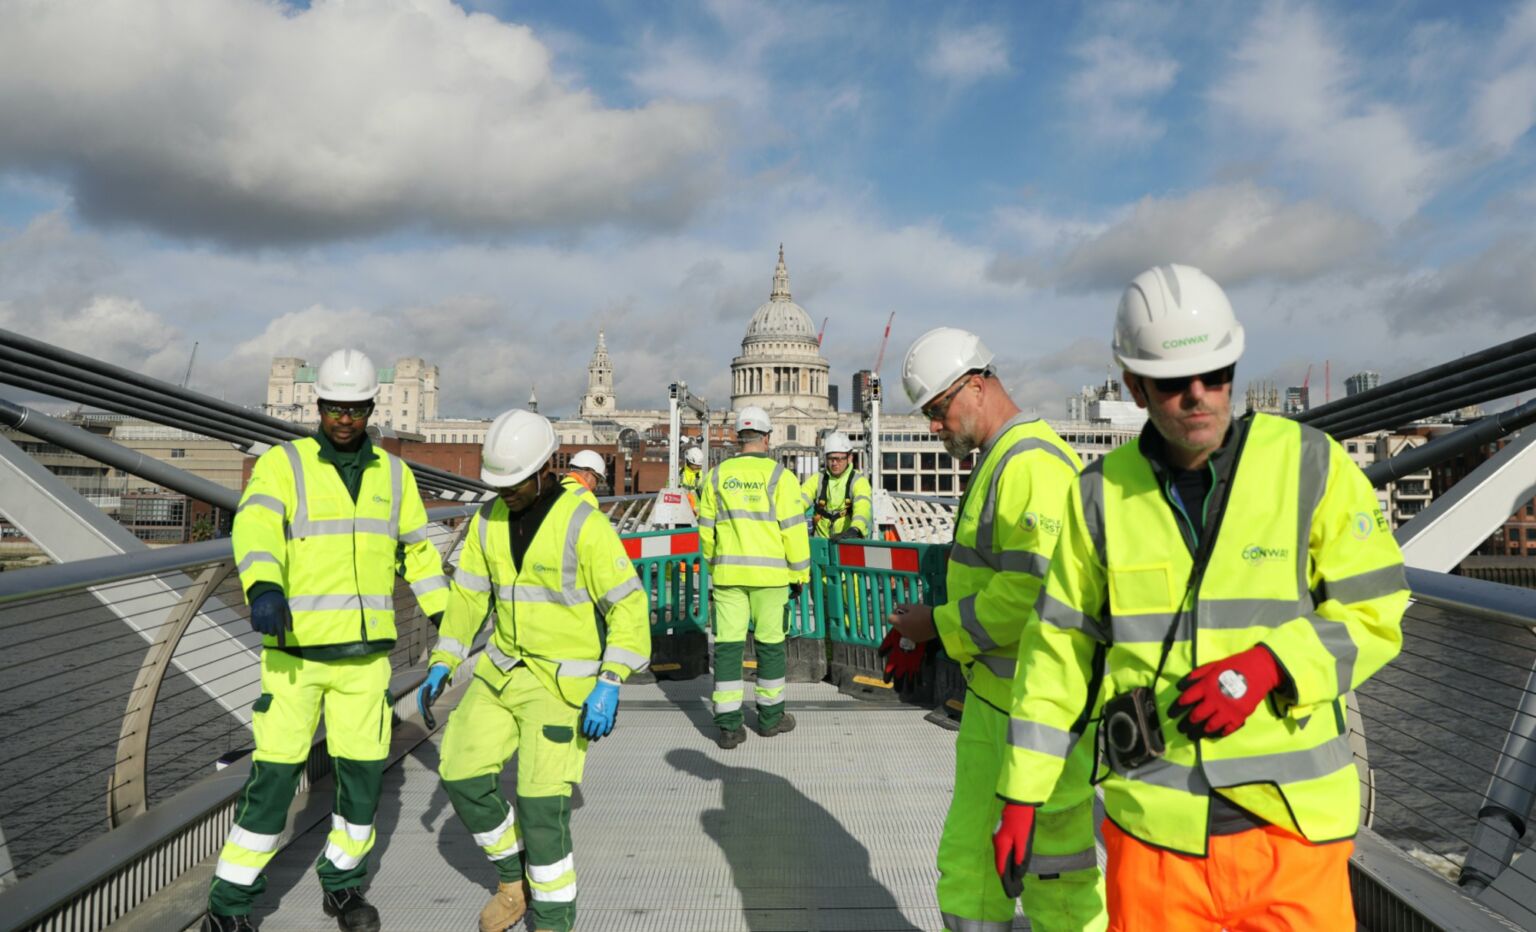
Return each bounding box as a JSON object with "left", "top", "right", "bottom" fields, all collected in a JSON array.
[
  {"left": 439, "top": 665, "right": 588, "bottom": 932},
  {"left": 938, "top": 693, "right": 1106, "bottom": 932},
  {"left": 710, "top": 585, "right": 788, "bottom": 731},
  {"left": 208, "top": 651, "right": 391, "bottom": 917}
]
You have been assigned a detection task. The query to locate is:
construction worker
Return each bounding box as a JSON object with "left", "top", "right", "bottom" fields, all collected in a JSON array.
[
  {"left": 698, "top": 406, "right": 810, "bottom": 749},
  {"left": 884, "top": 328, "right": 1103, "bottom": 932},
  {"left": 562, "top": 448, "right": 606, "bottom": 506},
  {"left": 800, "top": 431, "right": 873, "bottom": 539},
  {"left": 418, "top": 409, "right": 650, "bottom": 932},
  {"left": 681, "top": 444, "right": 705, "bottom": 496},
  {"left": 992, "top": 264, "right": 1408, "bottom": 931},
  {"left": 209, "top": 349, "right": 450, "bottom": 932}
]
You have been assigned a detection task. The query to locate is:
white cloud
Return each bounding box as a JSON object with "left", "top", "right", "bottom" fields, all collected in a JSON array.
[
  {"left": 0, "top": 294, "right": 188, "bottom": 382},
  {"left": 922, "top": 25, "right": 1012, "bottom": 85},
  {"left": 1470, "top": 1, "right": 1536, "bottom": 156},
  {"left": 1391, "top": 234, "right": 1536, "bottom": 332},
  {"left": 1065, "top": 36, "right": 1178, "bottom": 144},
  {"left": 0, "top": 0, "right": 720, "bottom": 245},
  {"left": 995, "top": 182, "right": 1379, "bottom": 291},
  {"left": 1210, "top": 4, "right": 1445, "bottom": 226}
]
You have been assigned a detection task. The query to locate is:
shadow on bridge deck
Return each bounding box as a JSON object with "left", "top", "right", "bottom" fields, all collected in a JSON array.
[{"left": 248, "top": 677, "right": 1021, "bottom": 932}]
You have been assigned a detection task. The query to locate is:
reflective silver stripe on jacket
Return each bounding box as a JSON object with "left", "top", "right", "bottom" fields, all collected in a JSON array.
[
  {"left": 973, "top": 652, "right": 1016, "bottom": 680},
  {"left": 239, "top": 493, "right": 286, "bottom": 517},
  {"left": 598, "top": 577, "right": 643, "bottom": 611},
  {"left": 455, "top": 569, "right": 493, "bottom": 593},
  {"left": 711, "top": 554, "right": 790, "bottom": 569},
  {"left": 409, "top": 575, "right": 449, "bottom": 600},
  {"left": 386, "top": 454, "right": 403, "bottom": 539},
  {"left": 279, "top": 440, "right": 402, "bottom": 540},
  {"left": 486, "top": 639, "right": 520, "bottom": 671},
  {"left": 602, "top": 646, "right": 649, "bottom": 671},
  {"left": 941, "top": 914, "right": 1013, "bottom": 932},
  {"left": 289, "top": 593, "right": 394, "bottom": 612},
  {"left": 1008, "top": 718, "right": 1076, "bottom": 759},
  {"left": 433, "top": 636, "right": 470, "bottom": 662},
  {"left": 237, "top": 551, "right": 281, "bottom": 574},
  {"left": 957, "top": 594, "right": 997, "bottom": 652},
  {"left": 399, "top": 525, "right": 430, "bottom": 545},
  {"left": 558, "top": 659, "right": 602, "bottom": 678},
  {"left": 968, "top": 424, "right": 1076, "bottom": 566}
]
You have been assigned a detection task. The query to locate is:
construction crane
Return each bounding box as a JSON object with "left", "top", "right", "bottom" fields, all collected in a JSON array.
[
  {"left": 872, "top": 312, "right": 895, "bottom": 373},
  {"left": 181, "top": 342, "right": 198, "bottom": 389},
  {"left": 817, "top": 316, "right": 829, "bottom": 347}
]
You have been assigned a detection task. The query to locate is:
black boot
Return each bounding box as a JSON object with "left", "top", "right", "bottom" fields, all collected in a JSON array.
[
  {"left": 322, "top": 887, "right": 381, "bottom": 932},
  {"left": 202, "top": 913, "right": 256, "bottom": 931},
  {"left": 716, "top": 726, "right": 747, "bottom": 749},
  {"left": 758, "top": 712, "right": 796, "bottom": 736}
]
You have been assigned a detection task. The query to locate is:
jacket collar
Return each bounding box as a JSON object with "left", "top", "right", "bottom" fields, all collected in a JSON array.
[{"left": 315, "top": 430, "right": 377, "bottom": 466}]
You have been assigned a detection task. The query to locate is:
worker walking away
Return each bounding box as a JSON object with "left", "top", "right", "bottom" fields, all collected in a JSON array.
[
  {"left": 208, "top": 349, "right": 450, "bottom": 932},
  {"left": 698, "top": 406, "right": 810, "bottom": 749},
  {"left": 993, "top": 264, "right": 1408, "bottom": 931},
  {"left": 800, "top": 431, "right": 873, "bottom": 540},
  {"left": 885, "top": 328, "right": 1103, "bottom": 932},
  {"left": 418, "top": 409, "right": 650, "bottom": 932},
  {"left": 562, "top": 449, "right": 606, "bottom": 506}
]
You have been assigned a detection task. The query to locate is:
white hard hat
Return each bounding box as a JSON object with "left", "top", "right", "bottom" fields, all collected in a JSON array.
[
  {"left": 683, "top": 446, "right": 705, "bottom": 467},
  {"left": 315, "top": 349, "right": 380, "bottom": 402},
  {"left": 570, "top": 449, "right": 606, "bottom": 479},
  {"left": 902, "top": 328, "right": 994, "bottom": 408},
  {"left": 480, "top": 409, "right": 558, "bottom": 487},
  {"left": 822, "top": 432, "right": 853, "bottom": 455},
  {"left": 1113, "top": 264, "right": 1245, "bottom": 378},
  {"left": 735, "top": 406, "right": 772, "bottom": 434}
]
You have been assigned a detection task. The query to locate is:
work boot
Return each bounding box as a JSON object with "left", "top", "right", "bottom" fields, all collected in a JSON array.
[
  {"left": 716, "top": 726, "right": 747, "bottom": 749},
  {"left": 479, "top": 879, "right": 530, "bottom": 932},
  {"left": 758, "top": 713, "right": 796, "bottom": 737},
  {"left": 321, "top": 887, "right": 381, "bottom": 932},
  {"left": 202, "top": 914, "right": 256, "bottom": 932}
]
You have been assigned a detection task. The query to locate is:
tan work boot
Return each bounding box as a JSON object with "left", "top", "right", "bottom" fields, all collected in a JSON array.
[{"left": 478, "top": 879, "right": 529, "bottom": 932}]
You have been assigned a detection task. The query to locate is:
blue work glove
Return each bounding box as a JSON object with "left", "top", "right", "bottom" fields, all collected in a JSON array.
[
  {"left": 580, "top": 677, "right": 621, "bottom": 740},
  {"left": 417, "top": 664, "right": 450, "bottom": 730},
  {"left": 249, "top": 590, "right": 292, "bottom": 638}
]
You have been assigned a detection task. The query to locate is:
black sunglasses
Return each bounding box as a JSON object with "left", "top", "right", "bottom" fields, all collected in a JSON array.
[
  {"left": 1150, "top": 365, "right": 1235, "bottom": 394},
  {"left": 320, "top": 402, "right": 374, "bottom": 420},
  {"left": 921, "top": 374, "right": 975, "bottom": 421}
]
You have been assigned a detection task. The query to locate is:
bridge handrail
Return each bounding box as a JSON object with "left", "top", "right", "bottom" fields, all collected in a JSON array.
[{"left": 0, "top": 505, "right": 480, "bottom": 607}]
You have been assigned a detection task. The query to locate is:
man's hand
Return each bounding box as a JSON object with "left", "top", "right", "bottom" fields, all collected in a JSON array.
[
  {"left": 580, "top": 676, "right": 621, "bottom": 740},
  {"left": 877, "top": 628, "right": 925, "bottom": 689},
  {"left": 993, "top": 802, "right": 1038, "bottom": 898},
  {"left": 417, "top": 664, "right": 450, "bottom": 730},
  {"left": 1171, "top": 645, "right": 1283, "bottom": 740},
  {"left": 250, "top": 590, "right": 292, "bottom": 638},
  {"left": 834, "top": 527, "right": 863, "bottom": 541},
  {"left": 788, "top": 582, "right": 805, "bottom": 601},
  {"left": 886, "top": 603, "right": 938, "bottom": 643}
]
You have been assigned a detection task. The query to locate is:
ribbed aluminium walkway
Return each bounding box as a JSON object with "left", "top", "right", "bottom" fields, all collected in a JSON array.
[{"left": 251, "top": 676, "right": 1031, "bottom": 931}]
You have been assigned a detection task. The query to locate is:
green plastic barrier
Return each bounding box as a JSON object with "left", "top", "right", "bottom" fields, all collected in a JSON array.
[
  {"left": 623, "top": 529, "right": 709, "bottom": 678},
  {"left": 819, "top": 539, "right": 949, "bottom": 701}
]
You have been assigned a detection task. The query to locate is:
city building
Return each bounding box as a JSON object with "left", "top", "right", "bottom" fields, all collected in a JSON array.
[
  {"left": 1284, "top": 385, "right": 1310, "bottom": 415},
  {"left": 1341, "top": 430, "right": 1435, "bottom": 530},
  {"left": 1346, "top": 371, "right": 1381, "bottom": 397}
]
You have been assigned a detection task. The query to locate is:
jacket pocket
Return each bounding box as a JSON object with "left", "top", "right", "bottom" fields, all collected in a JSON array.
[{"left": 253, "top": 693, "right": 274, "bottom": 714}]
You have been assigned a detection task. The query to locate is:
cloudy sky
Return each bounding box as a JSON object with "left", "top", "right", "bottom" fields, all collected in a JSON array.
[{"left": 1, "top": 0, "right": 1533, "bottom": 420}]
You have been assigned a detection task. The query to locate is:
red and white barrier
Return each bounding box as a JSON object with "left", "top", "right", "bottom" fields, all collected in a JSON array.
[
  {"left": 836, "top": 543, "right": 920, "bottom": 572},
  {"left": 622, "top": 531, "right": 702, "bottom": 560}
]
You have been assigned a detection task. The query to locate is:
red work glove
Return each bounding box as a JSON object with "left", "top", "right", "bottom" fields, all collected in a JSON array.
[
  {"left": 993, "top": 802, "right": 1037, "bottom": 898},
  {"left": 1171, "top": 644, "right": 1284, "bottom": 740},
  {"left": 877, "top": 627, "right": 925, "bottom": 689}
]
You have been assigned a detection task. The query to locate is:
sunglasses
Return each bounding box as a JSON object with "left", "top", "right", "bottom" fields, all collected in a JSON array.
[
  {"left": 921, "top": 374, "right": 974, "bottom": 422},
  {"left": 1150, "top": 365, "right": 1235, "bottom": 395},
  {"left": 320, "top": 403, "right": 374, "bottom": 420}
]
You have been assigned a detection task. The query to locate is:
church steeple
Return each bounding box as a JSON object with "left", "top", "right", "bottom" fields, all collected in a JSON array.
[
  {"left": 580, "top": 330, "right": 616, "bottom": 418},
  {"left": 528, "top": 385, "right": 538, "bottom": 414},
  {"left": 771, "top": 243, "right": 791, "bottom": 301}
]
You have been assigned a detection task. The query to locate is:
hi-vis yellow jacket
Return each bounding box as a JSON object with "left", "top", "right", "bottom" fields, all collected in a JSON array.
[
  {"left": 561, "top": 475, "right": 600, "bottom": 508},
  {"left": 800, "top": 469, "right": 874, "bottom": 538},
  {"left": 233, "top": 437, "right": 449, "bottom": 650},
  {"left": 429, "top": 487, "right": 650, "bottom": 706},
  {"left": 999, "top": 413, "right": 1408, "bottom": 855},
  {"left": 936, "top": 415, "right": 1081, "bottom": 709},
  {"left": 698, "top": 454, "right": 811, "bottom": 587},
  {"left": 681, "top": 464, "right": 703, "bottom": 495}
]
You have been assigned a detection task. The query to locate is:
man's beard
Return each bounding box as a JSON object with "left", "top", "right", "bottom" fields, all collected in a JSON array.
[{"left": 942, "top": 432, "right": 975, "bottom": 459}]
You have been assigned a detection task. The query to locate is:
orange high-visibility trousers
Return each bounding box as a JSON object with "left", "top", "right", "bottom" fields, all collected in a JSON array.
[{"left": 1104, "top": 818, "right": 1353, "bottom": 932}]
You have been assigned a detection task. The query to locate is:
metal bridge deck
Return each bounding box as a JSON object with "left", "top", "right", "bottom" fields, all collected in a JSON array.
[{"left": 249, "top": 677, "right": 1024, "bottom": 932}]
